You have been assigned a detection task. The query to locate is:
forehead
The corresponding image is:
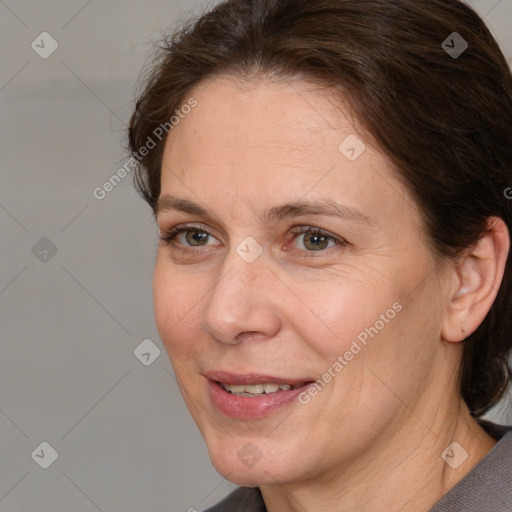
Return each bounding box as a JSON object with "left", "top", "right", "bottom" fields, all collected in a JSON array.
[
  {"left": 160, "top": 75, "right": 419, "bottom": 229},
  {"left": 167, "top": 75, "right": 355, "bottom": 156}
]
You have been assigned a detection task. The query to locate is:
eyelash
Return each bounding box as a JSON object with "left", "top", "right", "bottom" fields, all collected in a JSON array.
[
  {"left": 159, "top": 224, "right": 347, "bottom": 253},
  {"left": 289, "top": 226, "right": 347, "bottom": 251},
  {"left": 159, "top": 224, "right": 212, "bottom": 250}
]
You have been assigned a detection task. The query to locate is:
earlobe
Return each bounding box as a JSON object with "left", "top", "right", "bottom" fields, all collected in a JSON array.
[{"left": 441, "top": 216, "right": 510, "bottom": 343}]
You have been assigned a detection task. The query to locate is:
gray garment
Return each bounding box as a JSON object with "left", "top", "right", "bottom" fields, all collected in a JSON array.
[{"left": 205, "top": 421, "right": 512, "bottom": 511}]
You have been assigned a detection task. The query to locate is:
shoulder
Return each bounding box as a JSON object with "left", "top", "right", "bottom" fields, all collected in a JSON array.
[
  {"left": 430, "top": 422, "right": 512, "bottom": 511},
  {"left": 204, "top": 486, "right": 266, "bottom": 512}
]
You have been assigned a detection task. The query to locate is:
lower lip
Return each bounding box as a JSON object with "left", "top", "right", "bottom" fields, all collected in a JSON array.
[{"left": 208, "top": 380, "right": 312, "bottom": 419}]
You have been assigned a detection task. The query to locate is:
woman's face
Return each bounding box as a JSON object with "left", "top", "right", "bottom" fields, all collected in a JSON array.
[{"left": 154, "top": 76, "right": 452, "bottom": 485}]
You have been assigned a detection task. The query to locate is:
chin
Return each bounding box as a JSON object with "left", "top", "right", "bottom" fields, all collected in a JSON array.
[
  {"left": 205, "top": 436, "right": 306, "bottom": 488},
  {"left": 217, "top": 465, "right": 269, "bottom": 487},
  {"left": 212, "top": 460, "right": 287, "bottom": 488}
]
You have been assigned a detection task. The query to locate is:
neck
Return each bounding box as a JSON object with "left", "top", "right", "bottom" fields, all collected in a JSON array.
[{"left": 260, "top": 399, "right": 496, "bottom": 512}]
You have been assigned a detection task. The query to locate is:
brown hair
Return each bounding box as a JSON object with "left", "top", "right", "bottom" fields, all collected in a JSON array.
[{"left": 128, "top": 0, "right": 512, "bottom": 417}]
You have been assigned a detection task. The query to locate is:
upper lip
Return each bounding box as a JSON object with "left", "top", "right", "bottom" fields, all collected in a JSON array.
[{"left": 205, "top": 370, "right": 314, "bottom": 386}]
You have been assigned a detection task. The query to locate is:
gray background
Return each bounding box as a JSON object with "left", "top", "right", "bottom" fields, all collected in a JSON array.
[{"left": 0, "top": 1, "right": 511, "bottom": 511}]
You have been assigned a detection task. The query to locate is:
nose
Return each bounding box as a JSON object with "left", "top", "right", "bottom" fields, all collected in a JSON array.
[{"left": 201, "top": 249, "right": 282, "bottom": 345}]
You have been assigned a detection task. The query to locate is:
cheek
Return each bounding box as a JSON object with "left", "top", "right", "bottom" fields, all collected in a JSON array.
[
  {"left": 152, "top": 262, "right": 203, "bottom": 359},
  {"left": 285, "top": 267, "right": 428, "bottom": 415},
  {"left": 287, "top": 272, "right": 403, "bottom": 361}
]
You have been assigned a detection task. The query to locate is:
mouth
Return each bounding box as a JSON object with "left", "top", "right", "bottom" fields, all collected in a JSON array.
[
  {"left": 205, "top": 371, "right": 315, "bottom": 418},
  {"left": 219, "top": 382, "right": 307, "bottom": 396}
]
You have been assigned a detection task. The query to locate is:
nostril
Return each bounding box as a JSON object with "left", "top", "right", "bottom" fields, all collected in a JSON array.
[{"left": 234, "top": 331, "right": 267, "bottom": 343}]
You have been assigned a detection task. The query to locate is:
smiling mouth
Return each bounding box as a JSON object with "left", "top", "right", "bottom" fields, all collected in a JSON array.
[
  {"left": 218, "top": 382, "right": 310, "bottom": 396},
  {"left": 207, "top": 374, "right": 315, "bottom": 418}
]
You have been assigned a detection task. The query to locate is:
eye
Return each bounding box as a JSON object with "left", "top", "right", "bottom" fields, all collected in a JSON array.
[
  {"left": 159, "top": 225, "right": 221, "bottom": 248},
  {"left": 288, "top": 226, "right": 346, "bottom": 252}
]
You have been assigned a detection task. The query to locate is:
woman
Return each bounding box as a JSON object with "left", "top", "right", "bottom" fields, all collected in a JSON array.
[{"left": 128, "top": 0, "right": 512, "bottom": 510}]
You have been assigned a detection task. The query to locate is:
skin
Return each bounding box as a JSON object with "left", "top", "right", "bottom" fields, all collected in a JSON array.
[{"left": 153, "top": 75, "right": 510, "bottom": 511}]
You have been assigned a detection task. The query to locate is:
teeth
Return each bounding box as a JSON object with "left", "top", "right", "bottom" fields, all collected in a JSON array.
[
  {"left": 221, "top": 382, "right": 300, "bottom": 395},
  {"left": 263, "top": 384, "right": 280, "bottom": 393},
  {"left": 244, "top": 384, "right": 264, "bottom": 394}
]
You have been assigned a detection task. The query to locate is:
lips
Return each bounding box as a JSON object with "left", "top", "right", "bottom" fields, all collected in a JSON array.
[{"left": 205, "top": 371, "right": 315, "bottom": 419}]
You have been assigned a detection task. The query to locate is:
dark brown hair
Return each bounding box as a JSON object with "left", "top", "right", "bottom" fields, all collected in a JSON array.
[{"left": 128, "top": 0, "right": 512, "bottom": 417}]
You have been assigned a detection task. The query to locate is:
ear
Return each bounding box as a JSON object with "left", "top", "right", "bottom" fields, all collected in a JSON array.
[{"left": 441, "top": 216, "right": 510, "bottom": 342}]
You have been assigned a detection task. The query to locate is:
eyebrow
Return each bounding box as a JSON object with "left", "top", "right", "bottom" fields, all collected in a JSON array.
[{"left": 156, "top": 195, "right": 376, "bottom": 226}]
